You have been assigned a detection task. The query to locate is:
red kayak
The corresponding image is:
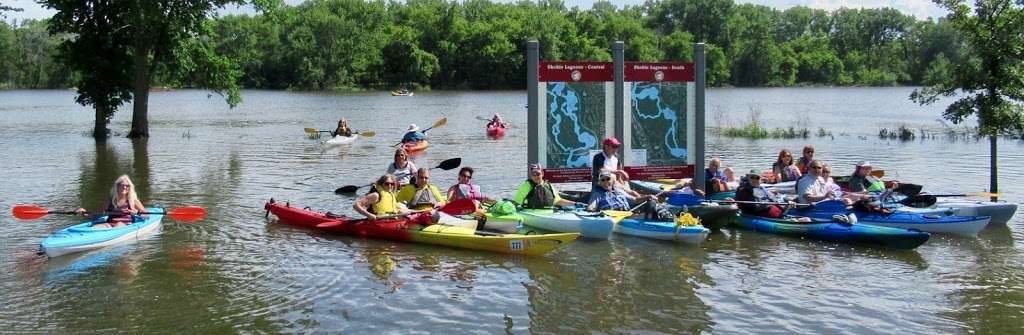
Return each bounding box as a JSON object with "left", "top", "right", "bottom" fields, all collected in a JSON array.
[
  {"left": 263, "top": 200, "right": 579, "bottom": 256},
  {"left": 486, "top": 123, "right": 506, "bottom": 139}
]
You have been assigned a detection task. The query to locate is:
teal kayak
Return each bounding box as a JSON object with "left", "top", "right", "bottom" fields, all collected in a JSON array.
[
  {"left": 40, "top": 208, "right": 164, "bottom": 257},
  {"left": 734, "top": 214, "right": 930, "bottom": 249},
  {"left": 615, "top": 217, "right": 708, "bottom": 244}
]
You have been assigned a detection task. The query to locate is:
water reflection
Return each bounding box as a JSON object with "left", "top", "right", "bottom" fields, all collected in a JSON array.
[
  {"left": 527, "top": 239, "right": 712, "bottom": 333},
  {"left": 944, "top": 225, "right": 1023, "bottom": 333}
]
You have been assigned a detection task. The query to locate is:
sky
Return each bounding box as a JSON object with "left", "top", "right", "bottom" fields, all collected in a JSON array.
[{"left": 2, "top": 0, "right": 948, "bottom": 22}]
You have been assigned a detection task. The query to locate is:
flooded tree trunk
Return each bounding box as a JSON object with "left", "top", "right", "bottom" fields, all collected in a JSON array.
[
  {"left": 93, "top": 102, "right": 110, "bottom": 140},
  {"left": 128, "top": 36, "right": 150, "bottom": 139},
  {"left": 990, "top": 135, "right": 998, "bottom": 202}
]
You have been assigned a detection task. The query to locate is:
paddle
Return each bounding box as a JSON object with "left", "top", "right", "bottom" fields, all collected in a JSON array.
[
  {"left": 393, "top": 117, "right": 448, "bottom": 146},
  {"left": 12, "top": 204, "right": 207, "bottom": 222},
  {"left": 304, "top": 128, "right": 376, "bottom": 137},
  {"left": 602, "top": 201, "right": 651, "bottom": 223},
  {"left": 334, "top": 157, "right": 462, "bottom": 194},
  {"left": 930, "top": 192, "right": 1002, "bottom": 198},
  {"left": 708, "top": 199, "right": 820, "bottom": 209}
]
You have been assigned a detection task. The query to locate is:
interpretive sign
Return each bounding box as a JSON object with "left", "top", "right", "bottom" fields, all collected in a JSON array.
[{"left": 622, "top": 62, "right": 696, "bottom": 180}]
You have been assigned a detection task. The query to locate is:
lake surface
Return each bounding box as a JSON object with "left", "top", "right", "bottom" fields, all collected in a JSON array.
[{"left": 1, "top": 88, "right": 1021, "bottom": 333}]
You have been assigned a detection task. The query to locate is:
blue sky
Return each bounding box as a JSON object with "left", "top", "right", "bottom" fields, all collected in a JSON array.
[{"left": 4, "top": 0, "right": 947, "bottom": 21}]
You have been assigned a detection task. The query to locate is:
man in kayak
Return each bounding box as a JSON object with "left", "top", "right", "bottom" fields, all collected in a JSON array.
[
  {"left": 333, "top": 118, "right": 352, "bottom": 137},
  {"left": 587, "top": 172, "right": 671, "bottom": 219},
  {"left": 514, "top": 164, "right": 579, "bottom": 209},
  {"left": 353, "top": 174, "right": 424, "bottom": 222},
  {"left": 75, "top": 175, "right": 148, "bottom": 228},
  {"left": 705, "top": 157, "right": 730, "bottom": 195},
  {"left": 796, "top": 160, "right": 845, "bottom": 204},
  {"left": 401, "top": 124, "right": 427, "bottom": 145},
  {"left": 397, "top": 168, "right": 447, "bottom": 211},
  {"left": 591, "top": 136, "right": 628, "bottom": 191},
  {"left": 734, "top": 171, "right": 806, "bottom": 220},
  {"left": 386, "top": 148, "right": 417, "bottom": 186}
]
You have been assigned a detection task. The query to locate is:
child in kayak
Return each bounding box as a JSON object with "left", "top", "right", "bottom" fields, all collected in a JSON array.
[
  {"left": 75, "top": 175, "right": 147, "bottom": 228},
  {"left": 333, "top": 118, "right": 352, "bottom": 137}
]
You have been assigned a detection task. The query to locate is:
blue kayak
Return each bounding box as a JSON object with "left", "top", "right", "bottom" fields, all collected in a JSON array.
[
  {"left": 629, "top": 180, "right": 735, "bottom": 200},
  {"left": 615, "top": 217, "right": 709, "bottom": 244},
  {"left": 791, "top": 207, "right": 990, "bottom": 237},
  {"left": 40, "top": 208, "right": 164, "bottom": 257},
  {"left": 734, "top": 214, "right": 930, "bottom": 249}
]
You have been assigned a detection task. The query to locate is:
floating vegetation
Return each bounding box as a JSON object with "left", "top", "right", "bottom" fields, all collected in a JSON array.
[
  {"left": 718, "top": 107, "right": 813, "bottom": 139},
  {"left": 817, "top": 128, "right": 833, "bottom": 138}
]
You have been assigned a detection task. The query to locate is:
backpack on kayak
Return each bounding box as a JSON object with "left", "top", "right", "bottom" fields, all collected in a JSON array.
[{"left": 489, "top": 200, "right": 518, "bottom": 216}]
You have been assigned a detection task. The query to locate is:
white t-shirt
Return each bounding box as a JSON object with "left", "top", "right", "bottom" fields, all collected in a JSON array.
[
  {"left": 387, "top": 161, "right": 418, "bottom": 186},
  {"left": 599, "top": 152, "right": 619, "bottom": 173},
  {"left": 796, "top": 174, "right": 828, "bottom": 204}
]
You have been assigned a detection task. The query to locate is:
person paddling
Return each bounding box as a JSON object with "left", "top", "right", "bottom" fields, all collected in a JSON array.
[
  {"left": 488, "top": 114, "right": 506, "bottom": 128},
  {"left": 75, "top": 175, "right": 148, "bottom": 228},
  {"left": 401, "top": 124, "right": 427, "bottom": 145},
  {"left": 513, "top": 164, "right": 579, "bottom": 209}
]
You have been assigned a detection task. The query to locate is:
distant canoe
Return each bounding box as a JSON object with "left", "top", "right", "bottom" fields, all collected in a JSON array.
[{"left": 391, "top": 90, "right": 414, "bottom": 96}]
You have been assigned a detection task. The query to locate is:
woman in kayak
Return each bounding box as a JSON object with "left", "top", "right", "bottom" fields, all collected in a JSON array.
[
  {"left": 334, "top": 118, "right": 353, "bottom": 137},
  {"left": 75, "top": 175, "right": 147, "bottom": 228},
  {"left": 513, "top": 164, "right": 579, "bottom": 209},
  {"left": 401, "top": 124, "right": 427, "bottom": 144},
  {"left": 797, "top": 145, "right": 815, "bottom": 174},
  {"left": 447, "top": 167, "right": 494, "bottom": 205},
  {"left": 772, "top": 149, "right": 802, "bottom": 183},
  {"left": 353, "top": 174, "right": 415, "bottom": 221},
  {"left": 386, "top": 148, "right": 418, "bottom": 186}
]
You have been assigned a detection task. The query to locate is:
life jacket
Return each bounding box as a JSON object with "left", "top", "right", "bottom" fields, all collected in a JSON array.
[
  {"left": 401, "top": 184, "right": 443, "bottom": 211},
  {"left": 866, "top": 176, "right": 886, "bottom": 192},
  {"left": 524, "top": 180, "right": 556, "bottom": 209},
  {"left": 368, "top": 185, "right": 399, "bottom": 215},
  {"left": 105, "top": 197, "right": 137, "bottom": 223},
  {"left": 450, "top": 183, "right": 483, "bottom": 201}
]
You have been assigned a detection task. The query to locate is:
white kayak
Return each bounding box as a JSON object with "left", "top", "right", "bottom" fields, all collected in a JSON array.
[
  {"left": 321, "top": 134, "right": 358, "bottom": 147},
  {"left": 519, "top": 208, "right": 614, "bottom": 239},
  {"left": 932, "top": 199, "right": 1017, "bottom": 226}
]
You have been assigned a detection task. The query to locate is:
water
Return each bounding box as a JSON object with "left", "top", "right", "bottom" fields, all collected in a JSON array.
[{"left": 1, "top": 88, "right": 1020, "bottom": 333}]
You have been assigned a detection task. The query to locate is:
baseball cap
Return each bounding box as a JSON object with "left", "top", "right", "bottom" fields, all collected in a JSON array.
[{"left": 603, "top": 137, "right": 621, "bottom": 147}]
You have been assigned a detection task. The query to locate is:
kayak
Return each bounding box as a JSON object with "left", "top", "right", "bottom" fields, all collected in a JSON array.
[
  {"left": 518, "top": 208, "right": 615, "bottom": 239},
  {"left": 487, "top": 124, "right": 506, "bottom": 139},
  {"left": 321, "top": 134, "right": 357, "bottom": 147},
  {"left": 391, "top": 91, "right": 414, "bottom": 96},
  {"left": 40, "top": 208, "right": 164, "bottom": 257},
  {"left": 683, "top": 204, "right": 738, "bottom": 230},
  {"left": 932, "top": 199, "right": 1017, "bottom": 226},
  {"left": 265, "top": 202, "right": 577, "bottom": 256},
  {"left": 734, "top": 214, "right": 930, "bottom": 249},
  {"left": 402, "top": 140, "right": 429, "bottom": 154},
  {"left": 614, "top": 217, "right": 708, "bottom": 244},
  {"left": 791, "top": 207, "right": 990, "bottom": 236},
  {"left": 477, "top": 212, "right": 522, "bottom": 233},
  {"left": 630, "top": 180, "right": 737, "bottom": 200}
]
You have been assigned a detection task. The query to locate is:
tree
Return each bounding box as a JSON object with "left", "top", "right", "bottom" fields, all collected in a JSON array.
[
  {"left": 911, "top": 0, "right": 1024, "bottom": 200},
  {"left": 41, "top": 0, "right": 279, "bottom": 139}
]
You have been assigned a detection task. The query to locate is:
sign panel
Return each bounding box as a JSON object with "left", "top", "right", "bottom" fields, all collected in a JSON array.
[
  {"left": 538, "top": 61, "right": 613, "bottom": 183},
  {"left": 623, "top": 62, "right": 696, "bottom": 180}
]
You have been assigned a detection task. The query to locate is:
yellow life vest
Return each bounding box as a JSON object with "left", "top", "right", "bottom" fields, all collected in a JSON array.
[{"left": 370, "top": 185, "right": 399, "bottom": 215}]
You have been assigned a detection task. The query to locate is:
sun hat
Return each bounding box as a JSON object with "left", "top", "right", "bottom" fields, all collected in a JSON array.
[
  {"left": 602, "top": 137, "right": 621, "bottom": 147},
  {"left": 407, "top": 124, "right": 420, "bottom": 132},
  {"left": 855, "top": 160, "right": 872, "bottom": 167}
]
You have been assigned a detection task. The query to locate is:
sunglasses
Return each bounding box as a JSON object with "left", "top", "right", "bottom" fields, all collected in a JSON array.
[
  {"left": 383, "top": 181, "right": 396, "bottom": 186},
  {"left": 599, "top": 177, "right": 612, "bottom": 182},
  {"left": 530, "top": 171, "right": 542, "bottom": 176},
  {"left": 460, "top": 174, "right": 472, "bottom": 179}
]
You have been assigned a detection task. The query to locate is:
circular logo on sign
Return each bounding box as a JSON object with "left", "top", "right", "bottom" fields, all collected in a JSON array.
[
  {"left": 654, "top": 70, "right": 665, "bottom": 82},
  {"left": 571, "top": 70, "right": 582, "bottom": 82}
]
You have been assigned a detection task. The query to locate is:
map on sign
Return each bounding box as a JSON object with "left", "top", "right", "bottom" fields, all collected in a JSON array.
[
  {"left": 546, "top": 82, "right": 606, "bottom": 168},
  {"left": 630, "top": 82, "right": 688, "bottom": 165}
]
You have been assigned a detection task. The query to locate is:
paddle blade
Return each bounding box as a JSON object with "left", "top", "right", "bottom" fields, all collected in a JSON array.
[
  {"left": 165, "top": 206, "right": 208, "bottom": 222},
  {"left": 436, "top": 157, "right": 462, "bottom": 171},
  {"left": 12, "top": 204, "right": 49, "bottom": 220},
  {"left": 358, "top": 131, "right": 375, "bottom": 137},
  {"left": 602, "top": 210, "right": 633, "bottom": 224},
  {"left": 336, "top": 185, "right": 361, "bottom": 194},
  {"left": 871, "top": 169, "right": 885, "bottom": 178},
  {"left": 440, "top": 198, "right": 477, "bottom": 215},
  {"left": 431, "top": 117, "right": 448, "bottom": 129},
  {"left": 304, "top": 128, "right": 319, "bottom": 134}
]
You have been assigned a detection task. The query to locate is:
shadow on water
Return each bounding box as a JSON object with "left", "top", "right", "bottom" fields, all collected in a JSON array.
[
  {"left": 526, "top": 238, "right": 713, "bottom": 333},
  {"left": 76, "top": 139, "right": 151, "bottom": 210}
]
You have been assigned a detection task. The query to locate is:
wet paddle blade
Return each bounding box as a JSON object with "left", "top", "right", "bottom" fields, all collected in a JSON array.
[
  {"left": 436, "top": 158, "right": 462, "bottom": 171},
  {"left": 335, "top": 185, "right": 361, "bottom": 194},
  {"left": 358, "top": 131, "right": 375, "bottom": 137},
  {"left": 304, "top": 127, "right": 319, "bottom": 134},
  {"left": 431, "top": 117, "right": 448, "bottom": 129},
  {"left": 12, "top": 204, "right": 50, "bottom": 220},
  {"left": 871, "top": 169, "right": 885, "bottom": 178},
  {"left": 165, "top": 206, "right": 208, "bottom": 222}
]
